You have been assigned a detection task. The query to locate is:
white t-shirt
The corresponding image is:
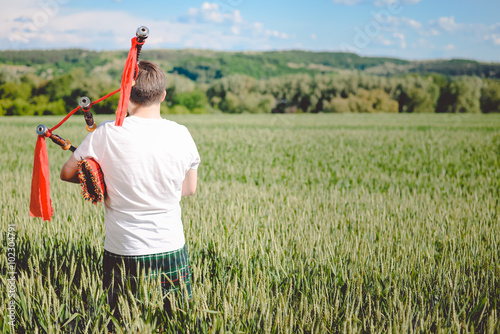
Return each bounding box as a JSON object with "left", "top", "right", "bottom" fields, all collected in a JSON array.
[{"left": 74, "top": 116, "right": 200, "bottom": 256}]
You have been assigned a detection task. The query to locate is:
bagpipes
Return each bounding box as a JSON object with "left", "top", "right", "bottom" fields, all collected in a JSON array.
[{"left": 30, "top": 26, "right": 149, "bottom": 221}]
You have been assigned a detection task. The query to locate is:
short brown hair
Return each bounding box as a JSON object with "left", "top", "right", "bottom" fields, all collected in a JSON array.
[{"left": 130, "top": 60, "right": 166, "bottom": 106}]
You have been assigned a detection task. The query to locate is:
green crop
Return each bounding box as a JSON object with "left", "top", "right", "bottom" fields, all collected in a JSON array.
[{"left": 1, "top": 113, "right": 499, "bottom": 333}]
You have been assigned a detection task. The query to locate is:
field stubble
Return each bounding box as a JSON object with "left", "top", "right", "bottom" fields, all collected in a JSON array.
[{"left": 0, "top": 113, "right": 499, "bottom": 333}]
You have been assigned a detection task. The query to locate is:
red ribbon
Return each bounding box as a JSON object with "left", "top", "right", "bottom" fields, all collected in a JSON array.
[
  {"left": 115, "top": 37, "right": 143, "bottom": 126},
  {"left": 29, "top": 135, "right": 53, "bottom": 221}
]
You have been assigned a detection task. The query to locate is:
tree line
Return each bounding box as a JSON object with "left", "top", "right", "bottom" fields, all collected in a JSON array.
[
  {"left": 1, "top": 47, "right": 500, "bottom": 115},
  {"left": 1, "top": 66, "right": 499, "bottom": 116}
]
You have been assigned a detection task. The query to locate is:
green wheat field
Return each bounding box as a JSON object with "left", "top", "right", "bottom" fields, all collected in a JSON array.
[{"left": 1, "top": 113, "right": 499, "bottom": 333}]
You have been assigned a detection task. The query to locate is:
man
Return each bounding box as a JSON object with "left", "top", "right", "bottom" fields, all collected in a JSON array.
[{"left": 60, "top": 60, "right": 200, "bottom": 321}]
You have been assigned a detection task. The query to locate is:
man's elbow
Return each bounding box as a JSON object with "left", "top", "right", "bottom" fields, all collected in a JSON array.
[
  {"left": 60, "top": 155, "right": 80, "bottom": 183},
  {"left": 182, "top": 169, "right": 198, "bottom": 197},
  {"left": 60, "top": 169, "right": 69, "bottom": 182},
  {"left": 60, "top": 168, "right": 78, "bottom": 183},
  {"left": 183, "top": 187, "right": 196, "bottom": 197}
]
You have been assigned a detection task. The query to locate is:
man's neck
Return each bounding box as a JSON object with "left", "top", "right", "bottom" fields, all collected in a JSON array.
[{"left": 128, "top": 102, "right": 162, "bottom": 119}]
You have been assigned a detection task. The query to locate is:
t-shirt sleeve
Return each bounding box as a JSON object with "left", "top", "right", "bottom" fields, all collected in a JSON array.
[
  {"left": 184, "top": 127, "right": 200, "bottom": 170},
  {"left": 73, "top": 125, "right": 105, "bottom": 161}
]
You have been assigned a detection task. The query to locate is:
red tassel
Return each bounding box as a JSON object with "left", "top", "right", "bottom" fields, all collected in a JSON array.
[
  {"left": 115, "top": 37, "right": 141, "bottom": 126},
  {"left": 29, "top": 135, "right": 53, "bottom": 221}
]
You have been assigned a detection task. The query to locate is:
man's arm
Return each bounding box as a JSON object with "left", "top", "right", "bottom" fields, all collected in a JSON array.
[
  {"left": 182, "top": 169, "right": 197, "bottom": 196},
  {"left": 60, "top": 154, "right": 80, "bottom": 183}
]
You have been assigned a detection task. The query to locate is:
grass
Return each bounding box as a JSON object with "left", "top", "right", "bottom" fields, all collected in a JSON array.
[{"left": 0, "top": 113, "right": 499, "bottom": 333}]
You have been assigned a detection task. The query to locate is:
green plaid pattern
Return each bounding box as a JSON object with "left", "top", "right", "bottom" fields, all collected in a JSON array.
[{"left": 103, "top": 244, "right": 192, "bottom": 313}]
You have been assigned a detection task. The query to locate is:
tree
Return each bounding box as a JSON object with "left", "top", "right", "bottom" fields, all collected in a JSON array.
[
  {"left": 323, "top": 97, "right": 350, "bottom": 113},
  {"left": 90, "top": 93, "right": 120, "bottom": 114},
  {"left": 0, "top": 104, "right": 4, "bottom": 116},
  {"left": 34, "top": 99, "right": 66, "bottom": 115},
  {"left": 438, "top": 76, "right": 482, "bottom": 113},
  {"left": 395, "top": 75, "right": 440, "bottom": 113},
  {"left": 369, "top": 89, "right": 399, "bottom": 113},
  {"left": 5, "top": 98, "right": 32, "bottom": 115},
  {"left": 323, "top": 89, "right": 397, "bottom": 113},
  {"left": 0, "top": 82, "right": 32, "bottom": 100},
  {"left": 480, "top": 79, "right": 500, "bottom": 113},
  {"left": 164, "top": 73, "right": 196, "bottom": 106},
  {"left": 453, "top": 76, "right": 482, "bottom": 113},
  {"left": 173, "top": 89, "right": 207, "bottom": 111}
]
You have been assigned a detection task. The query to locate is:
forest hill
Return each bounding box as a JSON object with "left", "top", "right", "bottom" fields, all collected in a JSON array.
[{"left": 0, "top": 49, "right": 499, "bottom": 115}]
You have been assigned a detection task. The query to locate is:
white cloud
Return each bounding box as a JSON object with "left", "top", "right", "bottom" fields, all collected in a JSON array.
[
  {"left": 2, "top": 0, "right": 59, "bottom": 47},
  {"left": 369, "top": 32, "right": 407, "bottom": 49},
  {"left": 420, "top": 28, "right": 440, "bottom": 37},
  {"left": 376, "top": 15, "right": 422, "bottom": 31},
  {"left": 4, "top": 7, "right": 200, "bottom": 50},
  {"left": 485, "top": 34, "right": 500, "bottom": 45},
  {"left": 411, "top": 38, "right": 434, "bottom": 50},
  {"left": 231, "top": 26, "right": 240, "bottom": 35},
  {"left": 333, "top": 0, "right": 362, "bottom": 5},
  {"left": 393, "top": 32, "right": 406, "bottom": 49},
  {"left": 264, "top": 30, "right": 289, "bottom": 39},
  {"left": 334, "top": 0, "right": 421, "bottom": 6},
  {"left": 182, "top": 2, "right": 242, "bottom": 24},
  {"left": 425, "top": 16, "right": 500, "bottom": 42},
  {"left": 376, "top": 34, "right": 394, "bottom": 46},
  {"left": 485, "top": 23, "right": 500, "bottom": 45},
  {"left": 443, "top": 44, "right": 455, "bottom": 50},
  {"left": 253, "top": 22, "right": 264, "bottom": 33},
  {"left": 432, "top": 16, "right": 461, "bottom": 32},
  {"left": 1, "top": 1, "right": 295, "bottom": 51},
  {"left": 311, "top": 34, "right": 317, "bottom": 40},
  {"left": 375, "top": 0, "right": 420, "bottom": 5},
  {"left": 401, "top": 17, "right": 422, "bottom": 29}
]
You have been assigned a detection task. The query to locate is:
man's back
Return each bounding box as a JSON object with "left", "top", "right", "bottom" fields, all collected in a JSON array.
[{"left": 74, "top": 116, "right": 200, "bottom": 255}]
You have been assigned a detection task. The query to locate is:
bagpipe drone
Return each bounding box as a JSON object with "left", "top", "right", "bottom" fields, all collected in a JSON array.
[{"left": 29, "top": 26, "right": 149, "bottom": 221}]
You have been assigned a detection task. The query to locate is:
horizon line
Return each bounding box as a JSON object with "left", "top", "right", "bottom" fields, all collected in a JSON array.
[{"left": 0, "top": 47, "right": 498, "bottom": 64}]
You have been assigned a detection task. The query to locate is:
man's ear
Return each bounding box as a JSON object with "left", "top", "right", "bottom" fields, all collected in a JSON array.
[{"left": 161, "top": 90, "right": 166, "bottom": 103}]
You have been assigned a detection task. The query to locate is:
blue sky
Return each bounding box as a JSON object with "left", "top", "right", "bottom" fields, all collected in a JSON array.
[{"left": 2, "top": 0, "right": 500, "bottom": 61}]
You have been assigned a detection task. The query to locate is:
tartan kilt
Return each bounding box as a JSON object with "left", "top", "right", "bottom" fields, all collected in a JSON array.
[{"left": 103, "top": 244, "right": 192, "bottom": 310}]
